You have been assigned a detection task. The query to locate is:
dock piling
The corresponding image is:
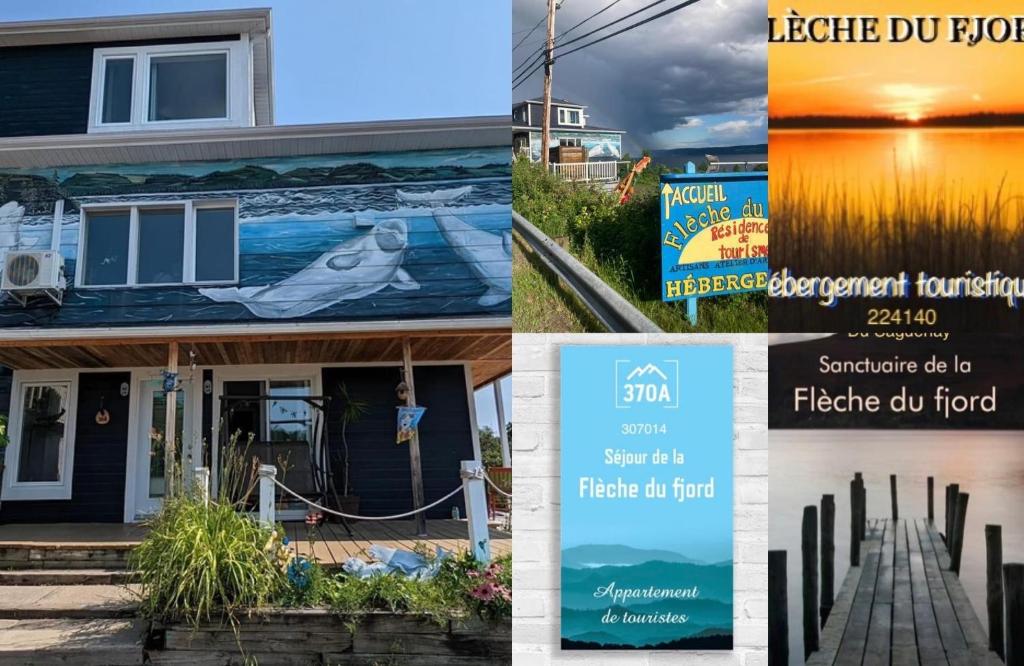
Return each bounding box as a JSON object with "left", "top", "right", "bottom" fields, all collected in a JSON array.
[
  {"left": 951, "top": 492, "right": 969, "bottom": 575},
  {"left": 855, "top": 472, "right": 866, "bottom": 541},
  {"left": 768, "top": 550, "right": 789, "bottom": 666},
  {"left": 850, "top": 479, "right": 861, "bottom": 567},
  {"left": 890, "top": 474, "right": 898, "bottom": 521},
  {"left": 820, "top": 494, "right": 835, "bottom": 628},
  {"left": 802, "top": 505, "right": 819, "bottom": 659},
  {"left": 986, "top": 525, "right": 1004, "bottom": 659},
  {"left": 927, "top": 476, "right": 934, "bottom": 523},
  {"left": 1004, "top": 563, "right": 1023, "bottom": 666}
]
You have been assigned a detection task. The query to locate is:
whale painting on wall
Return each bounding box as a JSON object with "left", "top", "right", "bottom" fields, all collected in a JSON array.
[{"left": 0, "top": 148, "right": 510, "bottom": 327}]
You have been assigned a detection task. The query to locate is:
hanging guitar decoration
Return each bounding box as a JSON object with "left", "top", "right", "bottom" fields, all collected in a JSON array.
[{"left": 95, "top": 396, "right": 111, "bottom": 425}]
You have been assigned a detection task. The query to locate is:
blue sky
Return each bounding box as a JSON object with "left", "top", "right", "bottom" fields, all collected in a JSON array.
[
  {"left": 1, "top": 0, "right": 510, "bottom": 123},
  {"left": 474, "top": 375, "right": 512, "bottom": 437}
]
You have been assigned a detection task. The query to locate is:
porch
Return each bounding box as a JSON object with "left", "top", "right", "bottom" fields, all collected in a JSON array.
[
  {"left": 548, "top": 160, "right": 628, "bottom": 183},
  {"left": 0, "top": 324, "right": 511, "bottom": 527},
  {"left": 0, "top": 519, "right": 511, "bottom": 570}
]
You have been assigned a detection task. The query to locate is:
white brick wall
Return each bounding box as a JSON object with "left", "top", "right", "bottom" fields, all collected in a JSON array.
[{"left": 512, "top": 333, "right": 768, "bottom": 666}]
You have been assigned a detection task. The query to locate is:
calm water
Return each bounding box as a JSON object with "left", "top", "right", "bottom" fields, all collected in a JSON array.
[
  {"left": 770, "top": 128, "right": 1024, "bottom": 208},
  {"left": 770, "top": 431, "right": 1024, "bottom": 665}
]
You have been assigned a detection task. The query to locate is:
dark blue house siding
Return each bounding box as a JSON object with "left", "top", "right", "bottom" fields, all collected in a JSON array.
[
  {"left": 0, "top": 36, "right": 239, "bottom": 138},
  {"left": 0, "top": 371, "right": 131, "bottom": 523},
  {"left": 322, "top": 365, "right": 474, "bottom": 519}
]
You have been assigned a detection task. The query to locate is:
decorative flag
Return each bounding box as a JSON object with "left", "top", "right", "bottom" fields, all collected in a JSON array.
[{"left": 396, "top": 406, "right": 427, "bottom": 443}]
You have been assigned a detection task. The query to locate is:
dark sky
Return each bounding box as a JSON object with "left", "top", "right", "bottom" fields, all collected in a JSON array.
[{"left": 513, "top": 0, "right": 767, "bottom": 152}]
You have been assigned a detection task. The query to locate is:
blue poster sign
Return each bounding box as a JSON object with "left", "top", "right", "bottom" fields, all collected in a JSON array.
[
  {"left": 660, "top": 171, "right": 768, "bottom": 323},
  {"left": 560, "top": 345, "right": 734, "bottom": 650},
  {"left": 396, "top": 406, "right": 426, "bottom": 443}
]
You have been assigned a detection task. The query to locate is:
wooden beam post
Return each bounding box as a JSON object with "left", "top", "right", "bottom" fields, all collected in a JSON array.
[
  {"left": 951, "top": 492, "right": 969, "bottom": 575},
  {"left": 768, "top": 550, "right": 789, "bottom": 666},
  {"left": 948, "top": 483, "right": 960, "bottom": 551},
  {"left": 493, "top": 378, "right": 510, "bottom": 467},
  {"left": 258, "top": 464, "right": 277, "bottom": 527},
  {"left": 541, "top": 0, "right": 556, "bottom": 173},
  {"left": 460, "top": 460, "right": 491, "bottom": 563},
  {"left": 986, "top": 525, "right": 1004, "bottom": 659},
  {"left": 164, "top": 342, "right": 178, "bottom": 500},
  {"left": 802, "top": 505, "right": 819, "bottom": 658},
  {"left": 1005, "top": 563, "right": 1024, "bottom": 666},
  {"left": 820, "top": 494, "right": 835, "bottom": 628},
  {"left": 402, "top": 337, "right": 427, "bottom": 536}
]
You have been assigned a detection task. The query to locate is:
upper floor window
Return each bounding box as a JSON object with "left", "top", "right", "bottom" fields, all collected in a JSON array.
[
  {"left": 89, "top": 40, "right": 252, "bottom": 133},
  {"left": 558, "top": 107, "right": 582, "bottom": 126},
  {"left": 78, "top": 200, "right": 238, "bottom": 288}
]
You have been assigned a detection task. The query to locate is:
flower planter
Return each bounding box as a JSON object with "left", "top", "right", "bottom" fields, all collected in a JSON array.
[{"left": 147, "top": 609, "right": 511, "bottom": 665}]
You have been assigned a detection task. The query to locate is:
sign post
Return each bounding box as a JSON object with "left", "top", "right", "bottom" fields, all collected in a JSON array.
[{"left": 660, "top": 168, "right": 768, "bottom": 326}]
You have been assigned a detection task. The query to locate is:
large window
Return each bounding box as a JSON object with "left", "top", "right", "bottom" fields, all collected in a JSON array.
[
  {"left": 78, "top": 201, "right": 237, "bottom": 288},
  {"left": 2, "top": 374, "right": 77, "bottom": 502},
  {"left": 89, "top": 40, "right": 251, "bottom": 132},
  {"left": 558, "top": 107, "right": 583, "bottom": 126}
]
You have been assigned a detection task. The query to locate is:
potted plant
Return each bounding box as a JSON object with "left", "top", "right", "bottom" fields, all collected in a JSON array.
[{"left": 337, "top": 384, "right": 368, "bottom": 515}]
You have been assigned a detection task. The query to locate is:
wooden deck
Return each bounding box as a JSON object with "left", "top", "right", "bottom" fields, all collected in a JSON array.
[
  {"left": 0, "top": 519, "right": 511, "bottom": 564},
  {"left": 809, "top": 518, "right": 1000, "bottom": 666}
]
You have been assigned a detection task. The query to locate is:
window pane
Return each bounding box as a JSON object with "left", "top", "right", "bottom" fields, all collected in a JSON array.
[
  {"left": 268, "top": 380, "right": 312, "bottom": 443},
  {"left": 17, "top": 384, "right": 68, "bottom": 483},
  {"left": 149, "top": 53, "right": 227, "bottom": 121},
  {"left": 148, "top": 389, "right": 184, "bottom": 498},
  {"left": 101, "top": 58, "right": 133, "bottom": 123},
  {"left": 83, "top": 211, "right": 130, "bottom": 285},
  {"left": 195, "top": 208, "right": 236, "bottom": 281},
  {"left": 137, "top": 208, "right": 184, "bottom": 284}
]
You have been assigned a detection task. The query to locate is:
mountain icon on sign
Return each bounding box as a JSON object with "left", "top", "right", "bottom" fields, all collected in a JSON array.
[{"left": 625, "top": 363, "right": 668, "bottom": 381}]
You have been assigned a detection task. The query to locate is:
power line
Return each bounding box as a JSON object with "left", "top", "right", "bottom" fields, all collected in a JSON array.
[
  {"left": 514, "top": 0, "right": 671, "bottom": 86},
  {"left": 512, "top": 0, "right": 626, "bottom": 76},
  {"left": 513, "top": 15, "right": 546, "bottom": 52},
  {"left": 512, "top": 0, "right": 705, "bottom": 91}
]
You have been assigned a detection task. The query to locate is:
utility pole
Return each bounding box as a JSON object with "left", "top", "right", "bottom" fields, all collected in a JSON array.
[{"left": 541, "top": 0, "right": 557, "bottom": 173}]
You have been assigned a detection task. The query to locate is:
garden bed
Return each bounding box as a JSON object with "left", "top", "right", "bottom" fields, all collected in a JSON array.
[{"left": 147, "top": 609, "right": 511, "bottom": 665}]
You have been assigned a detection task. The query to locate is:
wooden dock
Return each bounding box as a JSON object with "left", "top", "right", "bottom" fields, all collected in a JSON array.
[
  {"left": 769, "top": 474, "right": 1024, "bottom": 666},
  {"left": 809, "top": 518, "right": 1000, "bottom": 666}
]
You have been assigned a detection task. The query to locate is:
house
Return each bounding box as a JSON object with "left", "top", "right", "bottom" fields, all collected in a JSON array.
[
  {"left": 0, "top": 9, "right": 511, "bottom": 525},
  {"left": 512, "top": 97, "right": 626, "bottom": 165}
]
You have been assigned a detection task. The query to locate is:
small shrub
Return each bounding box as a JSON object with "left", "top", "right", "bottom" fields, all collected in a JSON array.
[{"left": 131, "top": 498, "right": 286, "bottom": 627}]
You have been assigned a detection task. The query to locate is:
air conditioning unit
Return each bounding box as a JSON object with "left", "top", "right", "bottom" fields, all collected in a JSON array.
[{"left": 1, "top": 250, "right": 66, "bottom": 306}]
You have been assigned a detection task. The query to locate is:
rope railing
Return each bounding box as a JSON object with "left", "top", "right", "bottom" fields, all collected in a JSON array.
[
  {"left": 483, "top": 472, "right": 513, "bottom": 499},
  {"left": 271, "top": 476, "right": 464, "bottom": 521}
]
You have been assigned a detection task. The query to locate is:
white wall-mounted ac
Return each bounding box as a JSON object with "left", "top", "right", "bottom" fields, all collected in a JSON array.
[{"left": 1, "top": 250, "right": 66, "bottom": 306}]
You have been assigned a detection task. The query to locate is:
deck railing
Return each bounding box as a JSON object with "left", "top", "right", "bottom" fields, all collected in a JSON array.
[{"left": 548, "top": 160, "right": 627, "bottom": 182}]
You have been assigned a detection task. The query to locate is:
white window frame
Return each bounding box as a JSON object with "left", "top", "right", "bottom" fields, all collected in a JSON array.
[
  {"left": 558, "top": 107, "right": 583, "bottom": 127},
  {"left": 76, "top": 199, "right": 239, "bottom": 289},
  {"left": 88, "top": 38, "right": 253, "bottom": 133},
  {"left": 1, "top": 370, "right": 79, "bottom": 501}
]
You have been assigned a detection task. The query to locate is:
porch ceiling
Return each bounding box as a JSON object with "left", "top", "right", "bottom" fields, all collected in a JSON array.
[{"left": 0, "top": 329, "right": 511, "bottom": 388}]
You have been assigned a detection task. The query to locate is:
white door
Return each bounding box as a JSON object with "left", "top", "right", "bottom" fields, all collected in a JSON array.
[{"left": 133, "top": 380, "right": 192, "bottom": 518}]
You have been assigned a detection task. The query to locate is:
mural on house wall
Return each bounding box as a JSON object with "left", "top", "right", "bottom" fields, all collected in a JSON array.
[
  {"left": 0, "top": 148, "right": 510, "bottom": 328},
  {"left": 529, "top": 131, "right": 623, "bottom": 162}
]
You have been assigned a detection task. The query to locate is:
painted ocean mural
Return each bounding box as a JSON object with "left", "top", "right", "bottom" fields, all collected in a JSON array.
[{"left": 0, "top": 148, "right": 510, "bottom": 328}]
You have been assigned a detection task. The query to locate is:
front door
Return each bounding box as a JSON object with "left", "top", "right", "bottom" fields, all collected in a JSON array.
[{"left": 133, "top": 380, "right": 192, "bottom": 518}]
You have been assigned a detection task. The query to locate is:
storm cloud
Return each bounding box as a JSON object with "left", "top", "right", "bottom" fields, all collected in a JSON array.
[{"left": 513, "top": 0, "right": 767, "bottom": 150}]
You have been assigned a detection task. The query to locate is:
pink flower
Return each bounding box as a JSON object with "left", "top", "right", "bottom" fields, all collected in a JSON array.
[
  {"left": 467, "top": 570, "right": 480, "bottom": 579},
  {"left": 496, "top": 585, "right": 511, "bottom": 602},
  {"left": 471, "top": 583, "right": 497, "bottom": 602}
]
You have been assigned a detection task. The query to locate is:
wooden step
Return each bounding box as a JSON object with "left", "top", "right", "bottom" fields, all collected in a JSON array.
[
  {"left": 0, "top": 543, "right": 133, "bottom": 570},
  {"left": 0, "top": 617, "right": 145, "bottom": 665},
  {"left": 0, "top": 584, "right": 139, "bottom": 620},
  {"left": 0, "top": 568, "right": 137, "bottom": 586}
]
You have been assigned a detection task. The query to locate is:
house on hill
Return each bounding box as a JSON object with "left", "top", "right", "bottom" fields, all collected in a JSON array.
[{"left": 512, "top": 97, "right": 626, "bottom": 180}]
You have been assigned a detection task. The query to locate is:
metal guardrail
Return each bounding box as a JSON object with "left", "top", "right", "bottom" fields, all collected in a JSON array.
[{"left": 512, "top": 210, "right": 662, "bottom": 333}]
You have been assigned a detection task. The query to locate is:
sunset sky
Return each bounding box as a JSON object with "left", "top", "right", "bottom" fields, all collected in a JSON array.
[{"left": 769, "top": 0, "right": 1024, "bottom": 120}]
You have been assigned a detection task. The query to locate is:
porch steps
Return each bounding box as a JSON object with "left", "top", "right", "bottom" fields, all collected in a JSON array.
[
  {"left": 0, "top": 618, "right": 145, "bottom": 665},
  {"left": 0, "top": 541, "right": 134, "bottom": 570},
  {"left": 0, "top": 586, "right": 145, "bottom": 664},
  {"left": 0, "top": 568, "right": 136, "bottom": 585}
]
